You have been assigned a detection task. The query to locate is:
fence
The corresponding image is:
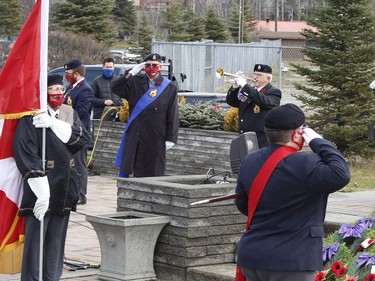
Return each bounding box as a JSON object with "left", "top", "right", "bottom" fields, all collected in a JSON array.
[{"left": 152, "top": 39, "right": 305, "bottom": 99}]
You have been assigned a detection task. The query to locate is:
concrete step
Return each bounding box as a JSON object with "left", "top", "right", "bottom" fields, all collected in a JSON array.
[{"left": 187, "top": 264, "right": 236, "bottom": 281}]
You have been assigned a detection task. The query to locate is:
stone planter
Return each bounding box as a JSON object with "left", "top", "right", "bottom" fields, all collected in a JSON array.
[{"left": 86, "top": 211, "right": 170, "bottom": 281}]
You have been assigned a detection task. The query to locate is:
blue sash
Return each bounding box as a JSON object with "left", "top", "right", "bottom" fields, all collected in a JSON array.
[{"left": 115, "top": 78, "right": 171, "bottom": 177}]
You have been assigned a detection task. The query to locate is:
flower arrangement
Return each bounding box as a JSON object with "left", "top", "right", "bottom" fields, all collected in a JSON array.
[{"left": 316, "top": 215, "right": 375, "bottom": 281}]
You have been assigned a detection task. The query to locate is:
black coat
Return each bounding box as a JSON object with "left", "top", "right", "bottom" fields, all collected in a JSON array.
[
  {"left": 13, "top": 105, "right": 90, "bottom": 216},
  {"left": 235, "top": 139, "right": 350, "bottom": 271},
  {"left": 91, "top": 75, "right": 123, "bottom": 119},
  {"left": 226, "top": 83, "right": 281, "bottom": 147},
  {"left": 111, "top": 73, "right": 179, "bottom": 177}
]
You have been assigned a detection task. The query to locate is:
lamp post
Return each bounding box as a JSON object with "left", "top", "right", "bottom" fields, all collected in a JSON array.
[{"left": 238, "top": 0, "right": 243, "bottom": 43}]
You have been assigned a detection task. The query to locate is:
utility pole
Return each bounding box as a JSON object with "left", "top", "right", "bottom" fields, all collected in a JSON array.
[
  {"left": 238, "top": 0, "right": 243, "bottom": 43},
  {"left": 275, "top": 0, "right": 279, "bottom": 31}
]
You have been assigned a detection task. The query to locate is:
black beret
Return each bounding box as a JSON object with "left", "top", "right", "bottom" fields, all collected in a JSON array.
[
  {"left": 143, "top": 53, "right": 162, "bottom": 62},
  {"left": 254, "top": 64, "right": 272, "bottom": 74},
  {"left": 265, "top": 103, "right": 305, "bottom": 130},
  {"left": 47, "top": 74, "right": 63, "bottom": 87},
  {"left": 64, "top": 59, "right": 83, "bottom": 70}
]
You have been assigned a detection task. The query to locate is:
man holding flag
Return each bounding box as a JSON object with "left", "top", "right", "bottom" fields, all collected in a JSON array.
[
  {"left": 13, "top": 74, "right": 90, "bottom": 281},
  {"left": 0, "top": 0, "right": 89, "bottom": 280}
]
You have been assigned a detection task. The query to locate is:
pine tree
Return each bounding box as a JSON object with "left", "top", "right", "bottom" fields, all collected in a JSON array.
[
  {"left": 160, "top": 1, "right": 190, "bottom": 42},
  {"left": 0, "top": 0, "right": 22, "bottom": 41},
  {"left": 293, "top": 0, "right": 375, "bottom": 158},
  {"left": 138, "top": 12, "right": 153, "bottom": 57},
  {"left": 183, "top": 5, "right": 206, "bottom": 41},
  {"left": 51, "top": 0, "right": 117, "bottom": 44},
  {"left": 204, "top": 6, "right": 228, "bottom": 43},
  {"left": 113, "top": 0, "right": 136, "bottom": 39}
]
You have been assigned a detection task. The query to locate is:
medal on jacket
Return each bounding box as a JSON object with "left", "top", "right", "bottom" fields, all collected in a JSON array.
[
  {"left": 67, "top": 96, "right": 73, "bottom": 107},
  {"left": 254, "top": 104, "right": 260, "bottom": 114},
  {"left": 149, "top": 89, "right": 157, "bottom": 98}
]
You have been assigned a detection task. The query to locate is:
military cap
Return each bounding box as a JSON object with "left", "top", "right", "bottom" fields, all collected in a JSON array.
[
  {"left": 64, "top": 59, "right": 83, "bottom": 70},
  {"left": 47, "top": 74, "right": 63, "bottom": 87},
  {"left": 254, "top": 64, "right": 272, "bottom": 74},
  {"left": 265, "top": 103, "right": 305, "bottom": 130},
  {"left": 143, "top": 53, "right": 162, "bottom": 62}
]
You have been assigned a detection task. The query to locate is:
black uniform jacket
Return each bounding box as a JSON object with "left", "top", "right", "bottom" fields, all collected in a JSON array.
[
  {"left": 226, "top": 83, "right": 281, "bottom": 133},
  {"left": 235, "top": 139, "right": 350, "bottom": 272},
  {"left": 64, "top": 79, "right": 94, "bottom": 131},
  {"left": 13, "top": 105, "right": 90, "bottom": 216},
  {"left": 111, "top": 73, "right": 179, "bottom": 177}
]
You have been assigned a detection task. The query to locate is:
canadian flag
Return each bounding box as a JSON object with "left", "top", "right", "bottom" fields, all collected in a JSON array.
[{"left": 0, "top": 0, "right": 48, "bottom": 252}]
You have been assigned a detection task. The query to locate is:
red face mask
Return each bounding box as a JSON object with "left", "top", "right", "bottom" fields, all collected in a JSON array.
[
  {"left": 144, "top": 64, "right": 160, "bottom": 79},
  {"left": 292, "top": 131, "right": 305, "bottom": 151},
  {"left": 65, "top": 73, "right": 75, "bottom": 85},
  {"left": 48, "top": 94, "right": 65, "bottom": 111}
]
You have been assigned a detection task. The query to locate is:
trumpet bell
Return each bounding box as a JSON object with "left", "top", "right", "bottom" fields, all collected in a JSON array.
[{"left": 216, "top": 67, "right": 225, "bottom": 79}]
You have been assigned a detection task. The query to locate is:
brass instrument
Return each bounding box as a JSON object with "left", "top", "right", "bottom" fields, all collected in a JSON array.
[{"left": 215, "top": 67, "right": 253, "bottom": 83}]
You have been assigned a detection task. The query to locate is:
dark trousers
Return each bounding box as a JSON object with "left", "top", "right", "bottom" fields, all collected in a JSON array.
[
  {"left": 21, "top": 213, "right": 70, "bottom": 281},
  {"left": 242, "top": 268, "right": 315, "bottom": 281},
  {"left": 74, "top": 145, "right": 88, "bottom": 203}
]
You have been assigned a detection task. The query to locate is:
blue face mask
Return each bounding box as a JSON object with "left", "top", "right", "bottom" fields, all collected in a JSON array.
[{"left": 103, "top": 69, "right": 114, "bottom": 78}]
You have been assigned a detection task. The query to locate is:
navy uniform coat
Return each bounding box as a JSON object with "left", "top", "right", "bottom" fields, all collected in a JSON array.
[
  {"left": 111, "top": 73, "right": 179, "bottom": 177},
  {"left": 13, "top": 105, "right": 91, "bottom": 216},
  {"left": 235, "top": 138, "right": 350, "bottom": 272},
  {"left": 64, "top": 79, "right": 94, "bottom": 131},
  {"left": 226, "top": 83, "right": 281, "bottom": 147}
]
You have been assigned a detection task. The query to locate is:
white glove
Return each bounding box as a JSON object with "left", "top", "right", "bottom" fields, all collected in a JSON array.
[
  {"left": 302, "top": 127, "right": 323, "bottom": 145},
  {"left": 27, "top": 176, "right": 50, "bottom": 221},
  {"left": 237, "top": 92, "right": 248, "bottom": 102},
  {"left": 33, "top": 113, "right": 72, "bottom": 143},
  {"left": 129, "top": 62, "right": 146, "bottom": 76},
  {"left": 165, "top": 141, "right": 175, "bottom": 151},
  {"left": 370, "top": 80, "right": 375, "bottom": 89},
  {"left": 232, "top": 71, "right": 244, "bottom": 88},
  {"left": 235, "top": 77, "right": 247, "bottom": 88}
]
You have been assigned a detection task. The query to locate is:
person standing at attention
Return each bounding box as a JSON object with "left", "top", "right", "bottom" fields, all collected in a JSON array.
[
  {"left": 226, "top": 64, "right": 281, "bottom": 148},
  {"left": 91, "top": 57, "right": 123, "bottom": 119},
  {"left": 235, "top": 103, "right": 350, "bottom": 281},
  {"left": 64, "top": 59, "right": 93, "bottom": 204},
  {"left": 111, "top": 53, "right": 179, "bottom": 177},
  {"left": 14, "top": 74, "right": 90, "bottom": 281}
]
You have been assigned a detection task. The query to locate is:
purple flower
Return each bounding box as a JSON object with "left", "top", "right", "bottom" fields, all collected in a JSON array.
[
  {"left": 322, "top": 242, "right": 340, "bottom": 262},
  {"left": 358, "top": 217, "right": 375, "bottom": 229},
  {"left": 338, "top": 223, "right": 366, "bottom": 238},
  {"left": 356, "top": 253, "right": 375, "bottom": 267}
]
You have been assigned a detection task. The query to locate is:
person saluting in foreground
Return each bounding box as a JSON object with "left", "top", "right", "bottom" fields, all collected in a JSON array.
[{"left": 235, "top": 103, "right": 350, "bottom": 281}]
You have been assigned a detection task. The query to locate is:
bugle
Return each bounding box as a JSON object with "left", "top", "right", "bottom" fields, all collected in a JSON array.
[{"left": 215, "top": 67, "right": 253, "bottom": 83}]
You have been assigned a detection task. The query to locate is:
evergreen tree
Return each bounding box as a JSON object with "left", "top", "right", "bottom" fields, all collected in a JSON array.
[
  {"left": 292, "top": 0, "right": 375, "bottom": 158},
  {"left": 138, "top": 12, "right": 153, "bottom": 57},
  {"left": 113, "top": 0, "right": 136, "bottom": 39},
  {"left": 0, "top": 0, "right": 22, "bottom": 41},
  {"left": 51, "top": 0, "right": 117, "bottom": 44},
  {"left": 183, "top": 5, "right": 206, "bottom": 41},
  {"left": 204, "top": 6, "right": 228, "bottom": 43},
  {"left": 161, "top": 1, "right": 190, "bottom": 41},
  {"left": 228, "top": 1, "right": 257, "bottom": 43}
]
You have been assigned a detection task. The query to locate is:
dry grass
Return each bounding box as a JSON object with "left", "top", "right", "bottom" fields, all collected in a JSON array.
[{"left": 342, "top": 159, "right": 375, "bottom": 192}]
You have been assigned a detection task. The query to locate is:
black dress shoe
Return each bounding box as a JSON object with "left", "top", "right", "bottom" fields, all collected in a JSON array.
[{"left": 77, "top": 200, "right": 86, "bottom": 205}]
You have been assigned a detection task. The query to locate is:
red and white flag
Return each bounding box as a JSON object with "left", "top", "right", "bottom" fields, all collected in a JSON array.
[{"left": 0, "top": 0, "right": 48, "bottom": 252}]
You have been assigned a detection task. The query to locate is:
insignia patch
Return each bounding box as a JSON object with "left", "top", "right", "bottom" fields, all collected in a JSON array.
[
  {"left": 257, "top": 65, "right": 261, "bottom": 70},
  {"left": 149, "top": 89, "right": 158, "bottom": 98},
  {"left": 67, "top": 96, "right": 73, "bottom": 107},
  {"left": 254, "top": 104, "right": 260, "bottom": 114}
]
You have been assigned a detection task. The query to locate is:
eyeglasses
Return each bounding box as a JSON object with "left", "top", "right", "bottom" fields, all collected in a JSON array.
[
  {"left": 253, "top": 72, "right": 266, "bottom": 77},
  {"left": 48, "top": 94, "right": 64, "bottom": 100},
  {"left": 145, "top": 63, "right": 160, "bottom": 68},
  {"left": 48, "top": 86, "right": 65, "bottom": 92}
]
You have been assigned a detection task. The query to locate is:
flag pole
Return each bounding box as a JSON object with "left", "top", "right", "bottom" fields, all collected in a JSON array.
[{"left": 39, "top": 0, "right": 49, "bottom": 280}]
